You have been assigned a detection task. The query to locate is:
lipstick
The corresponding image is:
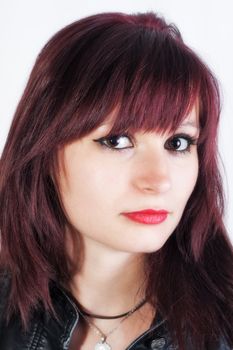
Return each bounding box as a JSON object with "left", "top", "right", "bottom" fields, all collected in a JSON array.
[{"left": 122, "top": 209, "right": 168, "bottom": 225}]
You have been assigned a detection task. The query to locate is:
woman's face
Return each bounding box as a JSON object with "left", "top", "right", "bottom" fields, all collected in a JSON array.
[{"left": 57, "top": 106, "right": 199, "bottom": 253}]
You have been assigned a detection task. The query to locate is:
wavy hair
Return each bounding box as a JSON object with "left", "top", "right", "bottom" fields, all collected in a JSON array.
[{"left": 0, "top": 11, "right": 233, "bottom": 349}]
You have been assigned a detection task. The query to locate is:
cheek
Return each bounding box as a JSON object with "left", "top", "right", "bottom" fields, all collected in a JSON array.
[
  {"left": 59, "top": 159, "right": 123, "bottom": 218},
  {"left": 179, "top": 160, "right": 199, "bottom": 202},
  {"left": 171, "top": 156, "right": 198, "bottom": 202}
]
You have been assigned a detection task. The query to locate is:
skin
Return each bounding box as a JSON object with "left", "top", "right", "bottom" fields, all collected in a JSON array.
[{"left": 57, "top": 105, "right": 199, "bottom": 349}]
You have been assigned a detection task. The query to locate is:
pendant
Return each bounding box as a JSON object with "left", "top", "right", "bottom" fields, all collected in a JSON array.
[{"left": 94, "top": 340, "right": 111, "bottom": 350}]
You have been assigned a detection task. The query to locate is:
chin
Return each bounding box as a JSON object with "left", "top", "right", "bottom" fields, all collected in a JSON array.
[{"left": 123, "top": 240, "right": 169, "bottom": 254}]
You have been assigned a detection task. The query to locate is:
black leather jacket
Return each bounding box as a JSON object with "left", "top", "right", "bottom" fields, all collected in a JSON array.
[{"left": 0, "top": 272, "right": 231, "bottom": 349}]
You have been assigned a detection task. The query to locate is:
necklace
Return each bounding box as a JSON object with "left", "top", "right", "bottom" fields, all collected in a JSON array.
[
  {"left": 77, "top": 298, "right": 146, "bottom": 350},
  {"left": 79, "top": 298, "right": 146, "bottom": 319}
]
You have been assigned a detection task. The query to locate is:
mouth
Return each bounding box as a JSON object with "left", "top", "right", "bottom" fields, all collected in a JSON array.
[{"left": 121, "top": 209, "right": 169, "bottom": 225}]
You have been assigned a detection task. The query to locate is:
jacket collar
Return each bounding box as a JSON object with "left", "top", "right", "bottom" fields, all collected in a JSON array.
[{"left": 48, "top": 281, "right": 170, "bottom": 349}]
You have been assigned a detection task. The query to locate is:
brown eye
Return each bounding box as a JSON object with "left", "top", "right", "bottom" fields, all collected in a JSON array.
[
  {"left": 94, "top": 134, "right": 134, "bottom": 150},
  {"left": 169, "top": 137, "right": 188, "bottom": 151},
  {"left": 165, "top": 134, "right": 198, "bottom": 154}
]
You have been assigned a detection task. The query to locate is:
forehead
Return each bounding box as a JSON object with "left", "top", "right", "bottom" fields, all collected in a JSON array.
[{"left": 179, "top": 105, "right": 199, "bottom": 129}]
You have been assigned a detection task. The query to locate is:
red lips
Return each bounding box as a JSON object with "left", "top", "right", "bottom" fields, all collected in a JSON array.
[{"left": 122, "top": 209, "right": 168, "bottom": 225}]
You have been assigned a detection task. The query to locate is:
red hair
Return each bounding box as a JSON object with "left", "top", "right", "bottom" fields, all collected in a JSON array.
[{"left": 0, "top": 12, "right": 233, "bottom": 349}]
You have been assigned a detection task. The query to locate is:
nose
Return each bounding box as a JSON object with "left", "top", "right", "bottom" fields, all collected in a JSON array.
[{"left": 133, "top": 147, "right": 171, "bottom": 194}]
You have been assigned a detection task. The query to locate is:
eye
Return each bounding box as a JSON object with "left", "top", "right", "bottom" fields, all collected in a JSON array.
[
  {"left": 93, "top": 134, "right": 134, "bottom": 151},
  {"left": 165, "top": 134, "right": 198, "bottom": 154}
]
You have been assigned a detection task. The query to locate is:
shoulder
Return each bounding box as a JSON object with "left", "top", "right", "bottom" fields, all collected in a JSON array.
[{"left": 0, "top": 277, "right": 79, "bottom": 348}]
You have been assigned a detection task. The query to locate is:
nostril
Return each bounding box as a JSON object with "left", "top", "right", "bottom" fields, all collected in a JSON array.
[{"left": 142, "top": 179, "right": 171, "bottom": 194}]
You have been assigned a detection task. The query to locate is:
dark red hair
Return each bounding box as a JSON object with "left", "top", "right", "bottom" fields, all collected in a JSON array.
[{"left": 1, "top": 11, "right": 233, "bottom": 349}]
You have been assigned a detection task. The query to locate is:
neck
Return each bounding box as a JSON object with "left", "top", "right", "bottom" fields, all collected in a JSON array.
[{"left": 67, "top": 236, "right": 147, "bottom": 316}]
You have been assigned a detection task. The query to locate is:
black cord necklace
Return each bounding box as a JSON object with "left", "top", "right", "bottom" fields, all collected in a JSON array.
[{"left": 79, "top": 298, "right": 147, "bottom": 319}]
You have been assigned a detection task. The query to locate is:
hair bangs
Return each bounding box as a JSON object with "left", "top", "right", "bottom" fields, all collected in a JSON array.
[
  {"left": 81, "top": 33, "right": 203, "bottom": 139},
  {"left": 51, "top": 23, "right": 205, "bottom": 145}
]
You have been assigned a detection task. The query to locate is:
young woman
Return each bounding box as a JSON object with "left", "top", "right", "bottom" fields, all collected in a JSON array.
[{"left": 0, "top": 11, "right": 233, "bottom": 350}]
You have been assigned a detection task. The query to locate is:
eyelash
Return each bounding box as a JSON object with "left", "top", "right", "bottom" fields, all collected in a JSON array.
[{"left": 93, "top": 133, "right": 198, "bottom": 155}]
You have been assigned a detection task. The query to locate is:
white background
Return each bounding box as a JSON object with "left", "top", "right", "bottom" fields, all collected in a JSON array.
[{"left": 0, "top": 0, "right": 232, "bottom": 241}]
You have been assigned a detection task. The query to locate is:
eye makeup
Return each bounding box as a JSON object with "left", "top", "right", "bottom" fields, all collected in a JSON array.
[{"left": 93, "top": 132, "right": 199, "bottom": 155}]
